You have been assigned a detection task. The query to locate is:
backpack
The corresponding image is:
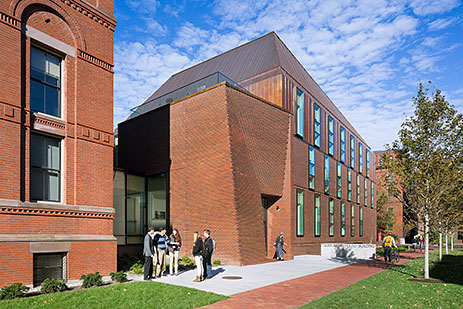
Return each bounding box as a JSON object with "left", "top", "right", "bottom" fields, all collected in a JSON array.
[{"left": 211, "top": 238, "right": 216, "bottom": 254}]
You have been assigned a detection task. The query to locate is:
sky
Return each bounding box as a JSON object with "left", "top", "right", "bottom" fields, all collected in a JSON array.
[{"left": 113, "top": 0, "right": 463, "bottom": 150}]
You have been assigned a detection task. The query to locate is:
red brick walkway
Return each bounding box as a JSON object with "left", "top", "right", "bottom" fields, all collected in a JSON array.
[{"left": 203, "top": 251, "right": 425, "bottom": 308}]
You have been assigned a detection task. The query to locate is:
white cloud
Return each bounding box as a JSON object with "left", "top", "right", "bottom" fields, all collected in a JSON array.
[
  {"left": 428, "top": 17, "right": 457, "bottom": 30},
  {"left": 409, "top": 0, "right": 460, "bottom": 16}
]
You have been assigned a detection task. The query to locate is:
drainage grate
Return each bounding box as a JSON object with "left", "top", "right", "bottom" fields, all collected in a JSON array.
[
  {"left": 33, "top": 252, "right": 67, "bottom": 287},
  {"left": 222, "top": 276, "right": 242, "bottom": 280}
]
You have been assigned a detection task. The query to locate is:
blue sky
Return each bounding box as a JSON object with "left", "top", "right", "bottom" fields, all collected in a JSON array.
[{"left": 113, "top": 0, "right": 463, "bottom": 150}]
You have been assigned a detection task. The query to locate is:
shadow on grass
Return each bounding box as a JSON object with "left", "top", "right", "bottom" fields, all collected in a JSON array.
[{"left": 429, "top": 254, "right": 463, "bottom": 285}]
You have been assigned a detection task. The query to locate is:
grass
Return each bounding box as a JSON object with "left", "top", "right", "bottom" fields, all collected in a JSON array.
[
  {"left": 302, "top": 249, "right": 463, "bottom": 308},
  {"left": 0, "top": 281, "right": 228, "bottom": 309}
]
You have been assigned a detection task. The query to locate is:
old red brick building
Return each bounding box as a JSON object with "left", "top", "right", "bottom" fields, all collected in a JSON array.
[
  {"left": 115, "top": 32, "right": 377, "bottom": 265},
  {"left": 0, "top": 0, "right": 116, "bottom": 287}
]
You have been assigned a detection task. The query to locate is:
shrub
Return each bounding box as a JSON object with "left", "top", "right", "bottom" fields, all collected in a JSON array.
[
  {"left": 212, "top": 260, "right": 221, "bottom": 266},
  {"left": 110, "top": 271, "right": 128, "bottom": 283},
  {"left": 178, "top": 256, "right": 195, "bottom": 269},
  {"left": 118, "top": 253, "right": 143, "bottom": 272},
  {"left": 129, "top": 261, "right": 144, "bottom": 275},
  {"left": 40, "top": 278, "right": 68, "bottom": 294},
  {"left": 80, "top": 272, "right": 104, "bottom": 288},
  {"left": 0, "top": 283, "right": 29, "bottom": 300}
]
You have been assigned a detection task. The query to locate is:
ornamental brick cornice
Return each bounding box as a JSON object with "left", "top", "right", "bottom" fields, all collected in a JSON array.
[
  {"left": 0, "top": 10, "right": 20, "bottom": 29},
  {"left": 78, "top": 49, "right": 114, "bottom": 72},
  {"left": 60, "top": 0, "right": 116, "bottom": 31}
]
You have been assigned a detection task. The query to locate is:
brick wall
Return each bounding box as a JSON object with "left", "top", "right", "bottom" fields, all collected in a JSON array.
[{"left": 0, "top": 0, "right": 116, "bottom": 287}]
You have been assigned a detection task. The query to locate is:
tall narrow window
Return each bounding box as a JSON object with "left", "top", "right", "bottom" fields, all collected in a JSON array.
[
  {"left": 296, "top": 190, "right": 304, "bottom": 236},
  {"left": 30, "top": 134, "right": 61, "bottom": 202},
  {"left": 371, "top": 184, "right": 374, "bottom": 208},
  {"left": 324, "top": 155, "right": 330, "bottom": 194},
  {"left": 340, "top": 126, "right": 346, "bottom": 162},
  {"left": 328, "top": 116, "right": 334, "bottom": 155},
  {"left": 364, "top": 179, "right": 368, "bottom": 206},
  {"left": 337, "top": 162, "right": 342, "bottom": 198},
  {"left": 314, "top": 194, "right": 321, "bottom": 236},
  {"left": 350, "top": 135, "right": 355, "bottom": 169},
  {"left": 341, "top": 202, "right": 346, "bottom": 236},
  {"left": 296, "top": 88, "right": 304, "bottom": 137},
  {"left": 314, "top": 103, "right": 321, "bottom": 147},
  {"left": 351, "top": 204, "right": 355, "bottom": 237},
  {"left": 347, "top": 169, "right": 352, "bottom": 201},
  {"left": 359, "top": 207, "right": 363, "bottom": 237},
  {"left": 356, "top": 175, "right": 360, "bottom": 204},
  {"left": 366, "top": 150, "right": 370, "bottom": 178},
  {"left": 359, "top": 143, "right": 363, "bottom": 173},
  {"left": 30, "top": 47, "right": 61, "bottom": 118},
  {"left": 329, "top": 198, "right": 334, "bottom": 236},
  {"left": 309, "top": 145, "right": 315, "bottom": 190}
]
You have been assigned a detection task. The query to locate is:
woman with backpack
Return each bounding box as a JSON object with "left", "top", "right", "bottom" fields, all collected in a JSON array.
[
  {"left": 168, "top": 229, "right": 182, "bottom": 276},
  {"left": 192, "top": 231, "right": 204, "bottom": 282}
]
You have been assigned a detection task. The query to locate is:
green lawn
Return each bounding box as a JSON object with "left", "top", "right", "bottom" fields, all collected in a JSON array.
[
  {"left": 302, "top": 249, "right": 463, "bottom": 308},
  {"left": 0, "top": 281, "right": 228, "bottom": 309}
]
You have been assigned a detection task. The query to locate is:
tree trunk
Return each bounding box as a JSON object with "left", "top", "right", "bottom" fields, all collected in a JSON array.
[
  {"left": 451, "top": 235, "right": 454, "bottom": 251},
  {"left": 445, "top": 233, "right": 448, "bottom": 255},
  {"left": 424, "top": 216, "right": 430, "bottom": 279},
  {"left": 439, "top": 232, "right": 442, "bottom": 261}
]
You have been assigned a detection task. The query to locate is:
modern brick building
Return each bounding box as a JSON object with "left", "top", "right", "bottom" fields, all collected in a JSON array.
[
  {"left": 0, "top": 0, "right": 116, "bottom": 287},
  {"left": 115, "top": 32, "right": 377, "bottom": 265},
  {"left": 374, "top": 150, "right": 404, "bottom": 241}
]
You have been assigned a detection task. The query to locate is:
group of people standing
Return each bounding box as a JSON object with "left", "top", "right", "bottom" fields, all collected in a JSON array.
[
  {"left": 143, "top": 227, "right": 215, "bottom": 282},
  {"left": 143, "top": 227, "right": 182, "bottom": 280}
]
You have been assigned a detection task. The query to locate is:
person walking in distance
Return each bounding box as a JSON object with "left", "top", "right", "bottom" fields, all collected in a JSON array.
[
  {"left": 143, "top": 227, "right": 155, "bottom": 280},
  {"left": 202, "top": 229, "right": 214, "bottom": 279},
  {"left": 382, "top": 231, "right": 397, "bottom": 263},
  {"left": 274, "top": 232, "right": 286, "bottom": 260},
  {"left": 192, "top": 232, "right": 204, "bottom": 282},
  {"left": 154, "top": 227, "right": 170, "bottom": 278},
  {"left": 168, "top": 229, "right": 182, "bottom": 276}
]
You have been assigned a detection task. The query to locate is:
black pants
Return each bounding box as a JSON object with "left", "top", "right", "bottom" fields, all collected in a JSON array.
[
  {"left": 384, "top": 247, "right": 392, "bottom": 262},
  {"left": 144, "top": 255, "right": 153, "bottom": 280},
  {"left": 203, "top": 254, "right": 211, "bottom": 278}
]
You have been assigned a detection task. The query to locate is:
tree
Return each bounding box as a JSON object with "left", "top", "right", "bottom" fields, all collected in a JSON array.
[
  {"left": 385, "top": 82, "right": 463, "bottom": 279},
  {"left": 376, "top": 192, "right": 396, "bottom": 234}
]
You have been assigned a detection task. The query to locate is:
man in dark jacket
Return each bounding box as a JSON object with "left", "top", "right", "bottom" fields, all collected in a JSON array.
[
  {"left": 143, "top": 227, "right": 155, "bottom": 280},
  {"left": 202, "top": 229, "right": 214, "bottom": 279}
]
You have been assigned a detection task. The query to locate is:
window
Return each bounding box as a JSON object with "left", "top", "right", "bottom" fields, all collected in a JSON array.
[
  {"left": 329, "top": 198, "right": 334, "bottom": 236},
  {"left": 359, "top": 143, "right": 363, "bottom": 173},
  {"left": 328, "top": 116, "right": 334, "bottom": 155},
  {"left": 314, "top": 194, "right": 321, "bottom": 236},
  {"left": 126, "top": 174, "right": 145, "bottom": 236},
  {"left": 30, "top": 134, "right": 61, "bottom": 202},
  {"left": 340, "top": 126, "right": 346, "bottom": 162},
  {"left": 296, "top": 88, "right": 304, "bottom": 137},
  {"left": 30, "top": 47, "right": 61, "bottom": 118},
  {"left": 356, "top": 175, "right": 360, "bottom": 204},
  {"left": 324, "top": 155, "right": 330, "bottom": 194},
  {"left": 350, "top": 135, "right": 355, "bottom": 169},
  {"left": 309, "top": 145, "right": 315, "bottom": 190},
  {"left": 314, "top": 103, "right": 321, "bottom": 147},
  {"left": 387, "top": 186, "right": 394, "bottom": 198},
  {"left": 337, "top": 162, "right": 342, "bottom": 198},
  {"left": 379, "top": 155, "right": 385, "bottom": 166},
  {"left": 366, "top": 150, "right": 370, "bottom": 177},
  {"left": 364, "top": 179, "right": 368, "bottom": 206},
  {"left": 347, "top": 168, "right": 352, "bottom": 201},
  {"left": 351, "top": 204, "right": 355, "bottom": 236},
  {"left": 341, "top": 202, "right": 346, "bottom": 236},
  {"left": 296, "top": 190, "right": 304, "bottom": 236},
  {"left": 33, "top": 253, "right": 66, "bottom": 287},
  {"left": 371, "top": 184, "right": 374, "bottom": 208},
  {"left": 359, "top": 207, "right": 363, "bottom": 237}
]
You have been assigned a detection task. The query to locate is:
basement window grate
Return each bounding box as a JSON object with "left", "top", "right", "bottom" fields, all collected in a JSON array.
[{"left": 33, "top": 252, "right": 67, "bottom": 287}]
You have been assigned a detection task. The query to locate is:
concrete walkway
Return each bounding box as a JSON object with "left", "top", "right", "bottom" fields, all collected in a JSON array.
[
  {"left": 128, "top": 255, "right": 361, "bottom": 296},
  {"left": 204, "top": 251, "right": 425, "bottom": 308}
]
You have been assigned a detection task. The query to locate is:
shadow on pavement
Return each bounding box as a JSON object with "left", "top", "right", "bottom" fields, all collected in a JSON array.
[{"left": 430, "top": 254, "right": 463, "bottom": 285}]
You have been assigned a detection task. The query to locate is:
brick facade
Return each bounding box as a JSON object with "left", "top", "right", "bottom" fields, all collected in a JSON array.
[{"left": 0, "top": 0, "right": 116, "bottom": 287}]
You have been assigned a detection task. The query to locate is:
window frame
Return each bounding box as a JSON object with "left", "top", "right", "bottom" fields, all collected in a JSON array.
[
  {"left": 356, "top": 174, "right": 360, "bottom": 204},
  {"left": 328, "top": 116, "right": 334, "bottom": 156},
  {"left": 351, "top": 204, "right": 355, "bottom": 237},
  {"left": 336, "top": 161, "right": 342, "bottom": 198},
  {"left": 347, "top": 168, "right": 352, "bottom": 201},
  {"left": 359, "top": 142, "right": 363, "bottom": 174},
  {"left": 340, "top": 126, "right": 346, "bottom": 162},
  {"left": 308, "top": 145, "right": 315, "bottom": 190},
  {"left": 30, "top": 133, "right": 62, "bottom": 203},
  {"left": 371, "top": 184, "right": 375, "bottom": 208},
  {"left": 341, "top": 202, "right": 346, "bottom": 236},
  {"left": 324, "top": 154, "right": 330, "bottom": 194},
  {"left": 364, "top": 178, "right": 368, "bottom": 206},
  {"left": 314, "top": 103, "right": 321, "bottom": 147},
  {"left": 296, "top": 189, "right": 304, "bottom": 237},
  {"left": 329, "top": 198, "right": 334, "bottom": 236},
  {"left": 359, "top": 207, "right": 363, "bottom": 237},
  {"left": 30, "top": 46, "right": 63, "bottom": 119},
  {"left": 296, "top": 87, "right": 304, "bottom": 138},
  {"left": 366, "top": 150, "right": 370, "bottom": 178},
  {"left": 314, "top": 194, "right": 321, "bottom": 237},
  {"left": 350, "top": 135, "right": 355, "bottom": 169}
]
